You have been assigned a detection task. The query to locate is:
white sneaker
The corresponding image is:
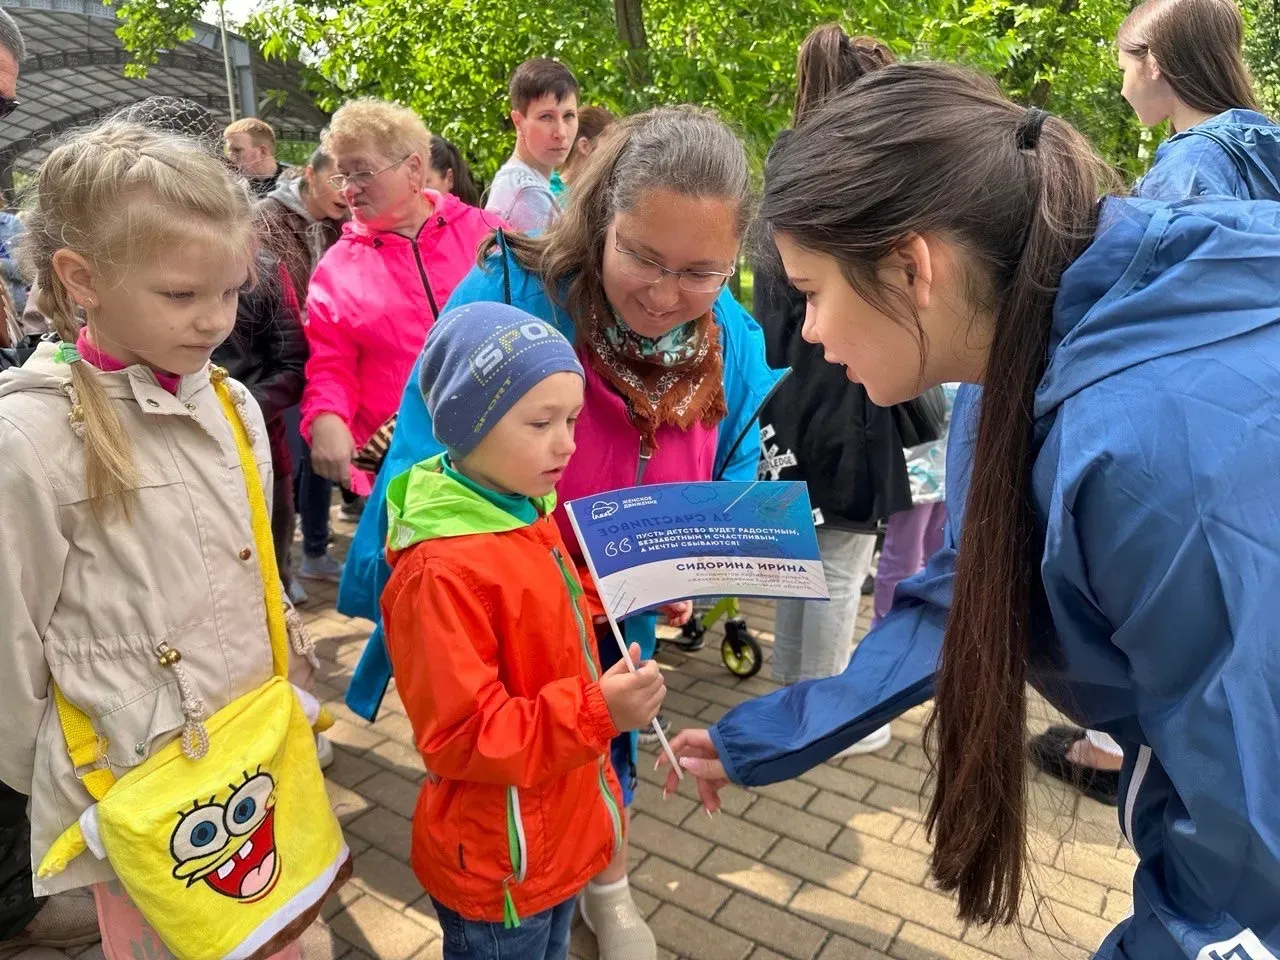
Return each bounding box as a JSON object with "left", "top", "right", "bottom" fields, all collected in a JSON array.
[
  {"left": 316, "top": 734, "right": 334, "bottom": 771},
  {"left": 286, "top": 579, "right": 309, "bottom": 605},
  {"left": 836, "top": 723, "right": 892, "bottom": 758},
  {"left": 299, "top": 552, "right": 344, "bottom": 583}
]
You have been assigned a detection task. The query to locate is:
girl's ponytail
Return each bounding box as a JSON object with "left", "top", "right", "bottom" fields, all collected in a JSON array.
[
  {"left": 38, "top": 270, "right": 139, "bottom": 519},
  {"left": 759, "top": 63, "right": 1121, "bottom": 926}
]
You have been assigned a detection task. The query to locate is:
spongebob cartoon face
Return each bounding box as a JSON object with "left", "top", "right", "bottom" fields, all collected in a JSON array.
[{"left": 170, "top": 771, "right": 281, "bottom": 902}]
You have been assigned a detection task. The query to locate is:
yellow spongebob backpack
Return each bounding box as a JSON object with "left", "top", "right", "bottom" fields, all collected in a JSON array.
[{"left": 38, "top": 371, "right": 352, "bottom": 960}]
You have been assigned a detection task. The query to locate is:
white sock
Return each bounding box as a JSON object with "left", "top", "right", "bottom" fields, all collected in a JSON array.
[{"left": 587, "top": 876, "right": 629, "bottom": 895}]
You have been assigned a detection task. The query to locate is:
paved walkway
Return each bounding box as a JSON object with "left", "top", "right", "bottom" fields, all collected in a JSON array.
[{"left": 289, "top": 517, "right": 1133, "bottom": 960}]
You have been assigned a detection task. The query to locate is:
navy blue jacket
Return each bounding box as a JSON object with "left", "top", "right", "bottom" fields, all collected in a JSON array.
[{"left": 711, "top": 196, "right": 1280, "bottom": 958}]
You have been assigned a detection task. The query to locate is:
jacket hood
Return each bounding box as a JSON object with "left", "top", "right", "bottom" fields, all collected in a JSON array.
[
  {"left": 343, "top": 190, "right": 490, "bottom": 247},
  {"left": 1168, "top": 109, "right": 1280, "bottom": 199},
  {"left": 386, "top": 455, "right": 556, "bottom": 551},
  {"left": 1035, "top": 195, "right": 1280, "bottom": 418},
  {"left": 266, "top": 175, "right": 315, "bottom": 222}
]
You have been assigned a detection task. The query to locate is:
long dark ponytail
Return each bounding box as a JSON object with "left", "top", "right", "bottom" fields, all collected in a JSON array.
[{"left": 761, "top": 62, "right": 1121, "bottom": 925}]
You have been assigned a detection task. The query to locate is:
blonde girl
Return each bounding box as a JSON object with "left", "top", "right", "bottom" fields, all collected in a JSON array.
[{"left": 0, "top": 120, "right": 304, "bottom": 958}]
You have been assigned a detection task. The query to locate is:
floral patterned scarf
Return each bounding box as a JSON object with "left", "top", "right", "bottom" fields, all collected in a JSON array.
[{"left": 584, "top": 309, "right": 728, "bottom": 450}]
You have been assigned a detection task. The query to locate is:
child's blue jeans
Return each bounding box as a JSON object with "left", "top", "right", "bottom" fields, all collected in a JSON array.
[{"left": 431, "top": 896, "right": 576, "bottom": 960}]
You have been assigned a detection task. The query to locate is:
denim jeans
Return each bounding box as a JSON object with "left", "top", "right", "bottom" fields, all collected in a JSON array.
[
  {"left": 284, "top": 406, "right": 333, "bottom": 559},
  {"left": 432, "top": 895, "right": 576, "bottom": 960}
]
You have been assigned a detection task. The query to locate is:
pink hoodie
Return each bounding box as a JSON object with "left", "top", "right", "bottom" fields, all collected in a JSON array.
[{"left": 300, "top": 190, "right": 502, "bottom": 491}]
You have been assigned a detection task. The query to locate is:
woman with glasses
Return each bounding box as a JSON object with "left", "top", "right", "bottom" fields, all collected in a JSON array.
[
  {"left": 337, "top": 107, "right": 776, "bottom": 960},
  {"left": 300, "top": 98, "right": 500, "bottom": 496}
]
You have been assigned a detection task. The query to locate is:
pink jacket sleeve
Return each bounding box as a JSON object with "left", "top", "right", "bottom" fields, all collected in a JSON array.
[{"left": 299, "top": 268, "right": 359, "bottom": 443}]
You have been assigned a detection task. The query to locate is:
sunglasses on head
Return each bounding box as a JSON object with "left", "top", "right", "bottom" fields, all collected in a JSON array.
[{"left": 0, "top": 97, "right": 20, "bottom": 119}]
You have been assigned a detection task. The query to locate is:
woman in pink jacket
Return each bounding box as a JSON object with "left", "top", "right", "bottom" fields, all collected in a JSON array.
[{"left": 301, "top": 98, "right": 501, "bottom": 494}]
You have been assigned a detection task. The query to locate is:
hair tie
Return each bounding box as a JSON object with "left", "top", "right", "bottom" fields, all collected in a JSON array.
[
  {"left": 1016, "top": 107, "right": 1049, "bottom": 151},
  {"left": 53, "top": 341, "right": 82, "bottom": 365}
]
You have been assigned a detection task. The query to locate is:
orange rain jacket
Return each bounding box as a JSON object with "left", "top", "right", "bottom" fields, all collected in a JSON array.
[{"left": 380, "top": 457, "right": 623, "bottom": 924}]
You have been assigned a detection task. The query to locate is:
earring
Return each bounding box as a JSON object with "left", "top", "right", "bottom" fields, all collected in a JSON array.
[{"left": 82, "top": 297, "right": 96, "bottom": 308}]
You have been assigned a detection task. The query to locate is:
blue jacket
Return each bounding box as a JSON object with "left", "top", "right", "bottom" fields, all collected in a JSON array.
[
  {"left": 1135, "top": 108, "right": 1280, "bottom": 201},
  {"left": 710, "top": 196, "right": 1280, "bottom": 959},
  {"left": 340, "top": 246, "right": 778, "bottom": 720}
]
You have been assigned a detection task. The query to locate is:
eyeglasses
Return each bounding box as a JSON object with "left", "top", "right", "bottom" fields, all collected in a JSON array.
[
  {"left": 328, "top": 155, "right": 410, "bottom": 191},
  {"left": 613, "top": 238, "right": 735, "bottom": 294},
  {"left": 0, "top": 97, "right": 20, "bottom": 120}
]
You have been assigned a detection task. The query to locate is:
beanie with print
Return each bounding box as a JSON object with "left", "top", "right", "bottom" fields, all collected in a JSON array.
[{"left": 421, "top": 302, "right": 584, "bottom": 457}]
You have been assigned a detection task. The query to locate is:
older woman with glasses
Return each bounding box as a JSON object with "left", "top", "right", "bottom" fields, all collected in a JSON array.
[
  {"left": 337, "top": 106, "right": 777, "bottom": 960},
  {"left": 300, "top": 97, "right": 500, "bottom": 494}
]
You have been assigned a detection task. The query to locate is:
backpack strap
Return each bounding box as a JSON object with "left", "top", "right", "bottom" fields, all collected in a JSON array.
[{"left": 53, "top": 369, "right": 290, "bottom": 800}]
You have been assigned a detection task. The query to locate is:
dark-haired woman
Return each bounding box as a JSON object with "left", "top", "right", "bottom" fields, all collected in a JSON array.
[
  {"left": 665, "top": 61, "right": 1280, "bottom": 959},
  {"left": 1119, "top": 0, "right": 1279, "bottom": 200},
  {"left": 753, "top": 25, "right": 909, "bottom": 755}
]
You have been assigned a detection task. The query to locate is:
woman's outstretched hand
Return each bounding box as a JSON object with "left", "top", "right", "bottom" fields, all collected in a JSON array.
[{"left": 659, "top": 728, "right": 728, "bottom": 814}]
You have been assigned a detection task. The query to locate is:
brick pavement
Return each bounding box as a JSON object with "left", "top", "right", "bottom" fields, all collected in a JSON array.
[{"left": 74, "top": 515, "right": 1136, "bottom": 960}]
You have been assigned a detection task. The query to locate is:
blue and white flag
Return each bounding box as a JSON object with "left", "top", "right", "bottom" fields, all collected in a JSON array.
[{"left": 565, "top": 480, "right": 829, "bottom": 621}]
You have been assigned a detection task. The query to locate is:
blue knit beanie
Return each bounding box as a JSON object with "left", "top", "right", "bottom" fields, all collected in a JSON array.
[{"left": 421, "top": 302, "right": 585, "bottom": 457}]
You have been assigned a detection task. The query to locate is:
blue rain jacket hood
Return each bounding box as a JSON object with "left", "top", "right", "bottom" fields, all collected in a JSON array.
[
  {"left": 710, "top": 195, "right": 1280, "bottom": 959},
  {"left": 1135, "top": 108, "right": 1280, "bottom": 201}
]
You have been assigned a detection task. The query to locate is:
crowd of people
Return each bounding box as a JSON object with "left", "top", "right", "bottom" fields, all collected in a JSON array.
[{"left": 0, "top": 0, "right": 1279, "bottom": 957}]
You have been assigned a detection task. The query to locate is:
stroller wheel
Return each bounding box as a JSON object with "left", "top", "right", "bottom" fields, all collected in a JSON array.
[
  {"left": 678, "top": 616, "right": 707, "bottom": 652},
  {"left": 721, "top": 618, "right": 762, "bottom": 678}
]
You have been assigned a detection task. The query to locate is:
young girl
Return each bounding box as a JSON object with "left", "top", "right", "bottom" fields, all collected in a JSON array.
[
  {"left": 1119, "top": 0, "right": 1279, "bottom": 200},
  {"left": 0, "top": 120, "right": 308, "bottom": 958},
  {"left": 667, "top": 62, "right": 1280, "bottom": 958}
]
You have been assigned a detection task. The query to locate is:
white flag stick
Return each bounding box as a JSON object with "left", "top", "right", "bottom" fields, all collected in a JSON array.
[{"left": 566, "top": 503, "right": 683, "bottom": 780}]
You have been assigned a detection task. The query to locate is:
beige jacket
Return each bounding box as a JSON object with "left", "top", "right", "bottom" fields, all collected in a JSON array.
[{"left": 0, "top": 343, "right": 277, "bottom": 895}]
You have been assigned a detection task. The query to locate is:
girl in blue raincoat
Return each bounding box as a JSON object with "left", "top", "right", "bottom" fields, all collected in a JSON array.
[
  {"left": 1119, "top": 0, "right": 1279, "bottom": 201},
  {"left": 664, "top": 62, "right": 1280, "bottom": 960}
]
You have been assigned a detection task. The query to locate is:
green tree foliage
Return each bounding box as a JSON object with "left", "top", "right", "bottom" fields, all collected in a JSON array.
[
  {"left": 114, "top": 0, "right": 204, "bottom": 79},
  {"left": 116, "top": 0, "right": 1280, "bottom": 186}
]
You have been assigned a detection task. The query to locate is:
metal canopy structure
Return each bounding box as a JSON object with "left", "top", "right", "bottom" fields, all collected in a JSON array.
[{"left": 0, "top": 0, "right": 328, "bottom": 189}]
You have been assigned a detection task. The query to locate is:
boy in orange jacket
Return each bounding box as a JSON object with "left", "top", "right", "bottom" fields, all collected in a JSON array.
[{"left": 381, "top": 302, "right": 666, "bottom": 960}]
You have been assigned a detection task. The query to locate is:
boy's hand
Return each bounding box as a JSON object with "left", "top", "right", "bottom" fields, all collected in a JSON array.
[
  {"left": 600, "top": 642, "right": 666, "bottom": 732},
  {"left": 661, "top": 601, "right": 693, "bottom": 627}
]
